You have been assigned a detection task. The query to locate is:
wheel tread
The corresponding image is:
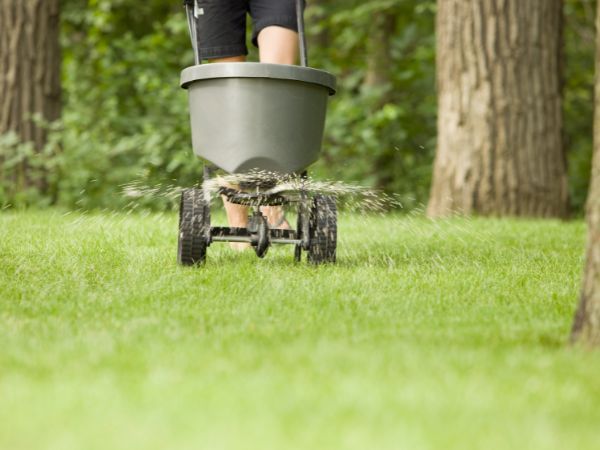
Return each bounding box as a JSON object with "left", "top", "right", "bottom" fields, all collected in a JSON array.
[
  {"left": 178, "top": 188, "right": 209, "bottom": 265},
  {"left": 308, "top": 195, "right": 337, "bottom": 264}
]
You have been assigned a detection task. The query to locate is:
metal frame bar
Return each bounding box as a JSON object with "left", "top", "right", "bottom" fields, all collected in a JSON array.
[
  {"left": 210, "top": 227, "right": 300, "bottom": 245},
  {"left": 296, "top": 0, "right": 308, "bottom": 67},
  {"left": 185, "top": 3, "right": 200, "bottom": 65}
]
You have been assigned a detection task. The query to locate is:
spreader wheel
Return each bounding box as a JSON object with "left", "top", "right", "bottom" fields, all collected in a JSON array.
[
  {"left": 248, "top": 212, "right": 270, "bottom": 258},
  {"left": 178, "top": 188, "right": 210, "bottom": 266},
  {"left": 308, "top": 195, "right": 337, "bottom": 264},
  {"left": 294, "top": 208, "right": 305, "bottom": 262}
]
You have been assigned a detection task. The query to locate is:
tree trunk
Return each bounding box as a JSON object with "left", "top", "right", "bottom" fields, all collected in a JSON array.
[
  {"left": 364, "top": 10, "right": 396, "bottom": 90},
  {"left": 571, "top": 1, "right": 600, "bottom": 347},
  {"left": 0, "top": 0, "right": 61, "bottom": 191},
  {"left": 427, "top": 0, "right": 568, "bottom": 218},
  {"left": 306, "top": 0, "right": 330, "bottom": 55},
  {"left": 363, "top": 9, "right": 396, "bottom": 189}
]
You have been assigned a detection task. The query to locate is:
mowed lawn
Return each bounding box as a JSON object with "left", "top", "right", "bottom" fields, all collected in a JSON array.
[{"left": 1, "top": 210, "right": 599, "bottom": 450}]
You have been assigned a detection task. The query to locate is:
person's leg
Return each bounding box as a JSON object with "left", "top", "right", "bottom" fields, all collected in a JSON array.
[
  {"left": 196, "top": 0, "right": 248, "bottom": 61},
  {"left": 196, "top": 2, "right": 250, "bottom": 246},
  {"left": 207, "top": 1, "right": 300, "bottom": 243},
  {"left": 218, "top": 176, "right": 249, "bottom": 233},
  {"left": 210, "top": 55, "right": 246, "bottom": 63},
  {"left": 257, "top": 26, "right": 298, "bottom": 65},
  {"left": 210, "top": 55, "right": 249, "bottom": 231},
  {"left": 255, "top": 20, "right": 299, "bottom": 228},
  {"left": 251, "top": 0, "right": 298, "bottom": 229},
  {"left": 219, "top": 24, "right": 299, "bottom": 235}
]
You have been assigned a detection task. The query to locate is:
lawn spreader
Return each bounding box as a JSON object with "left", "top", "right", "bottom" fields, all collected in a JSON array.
[{"left": 178, "top": 0, "right": 337, "bottom": 265}]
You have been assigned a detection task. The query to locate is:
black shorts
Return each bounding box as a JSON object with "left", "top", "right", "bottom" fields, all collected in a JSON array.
[{"left": 195, "top": 0, "right": 299, "bottom": 60}]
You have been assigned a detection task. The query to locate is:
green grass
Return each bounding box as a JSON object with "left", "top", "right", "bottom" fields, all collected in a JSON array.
[{"left": 1, "top": 210, "right": 599, "bottom": 450}]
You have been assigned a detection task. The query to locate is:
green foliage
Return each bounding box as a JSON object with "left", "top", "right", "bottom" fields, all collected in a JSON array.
[
  {"left": 0, "top": 121, "right": 62, "bottom": 208},
  {"left": 0, "top": 0, "right": 596, "bottom": 212},
  {"left": 308, "top": 0, "right": 436, "bottom": 210},
  {"left": 56, "top": 0, "right": 202, "bottom": 210}
]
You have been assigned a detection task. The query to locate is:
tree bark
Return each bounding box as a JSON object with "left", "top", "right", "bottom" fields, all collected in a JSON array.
[
  {"left": 363, "top": 9, "right": 396, "bottom": 189},
  {"left": 571, "top": 1, "right": 600, "bottom": 347},
  {"left": 428, "top": 0, "right": 568, "bottom": 218},
  {"left": 0, "top": 0, "right": 61, "bottom": 190},
  {"left": 364, "top": 10, "right": 396, "bottom": 90}
]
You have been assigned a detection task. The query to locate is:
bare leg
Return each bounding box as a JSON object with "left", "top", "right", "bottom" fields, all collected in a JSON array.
[
  {"left": 209, "top": 55, "right": 246, "bottom": 63},
  {"left": 213, "top": 29, "right": 298, "bottom": 248},
  {"left": 257, "top": 26, "right": 298, "bottom": 228},
  {"left": 257, "top": 26, "right": 299, "bottom": 65},
  {"left": 211, "top": 56, "right": 251, "bottom": 249}
]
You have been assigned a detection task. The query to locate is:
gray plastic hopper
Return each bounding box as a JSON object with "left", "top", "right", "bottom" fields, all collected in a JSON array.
[{"left": 180, "top": 62, "right": 336, "bottom": 174}]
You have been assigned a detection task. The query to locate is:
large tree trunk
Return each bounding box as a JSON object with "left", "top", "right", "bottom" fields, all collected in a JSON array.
[
  {"left": 571, "top": 1, "right": 600, "bottom": 347},
  {"left": 428, "top": 0, "right": 568, "bottom": 218},
  {"left": 0, "top": 0, "right": 61, "bottom": 191}
]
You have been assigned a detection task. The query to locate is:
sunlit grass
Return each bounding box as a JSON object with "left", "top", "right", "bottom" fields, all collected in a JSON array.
[{"left": 0, "top": 210, "right": 598, "bottom": 450}]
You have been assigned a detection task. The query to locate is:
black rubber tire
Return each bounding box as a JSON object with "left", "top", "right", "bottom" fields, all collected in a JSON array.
[
  {"left": 294, "top": 210, "right": 304, "bottom": 262},
  {"left": 294, "top": 243, "right": 302, "bottom": 262},
  {"left": 307, "top": 195, "right": 337, "bottom": 264},
  {"left": 177, "top": 188, "right": 210, "bottom": 266},
  {"left": 254, "top": 213, "right": 270, "bottom": 259}
]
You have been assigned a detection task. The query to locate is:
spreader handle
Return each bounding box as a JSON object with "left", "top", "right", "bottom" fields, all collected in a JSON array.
[
  {"left": 296, "top": 0, "right": 308, "bottom": 67},
  {"left": 185, "top": 2, "right": 201, "bottom": 65}
]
